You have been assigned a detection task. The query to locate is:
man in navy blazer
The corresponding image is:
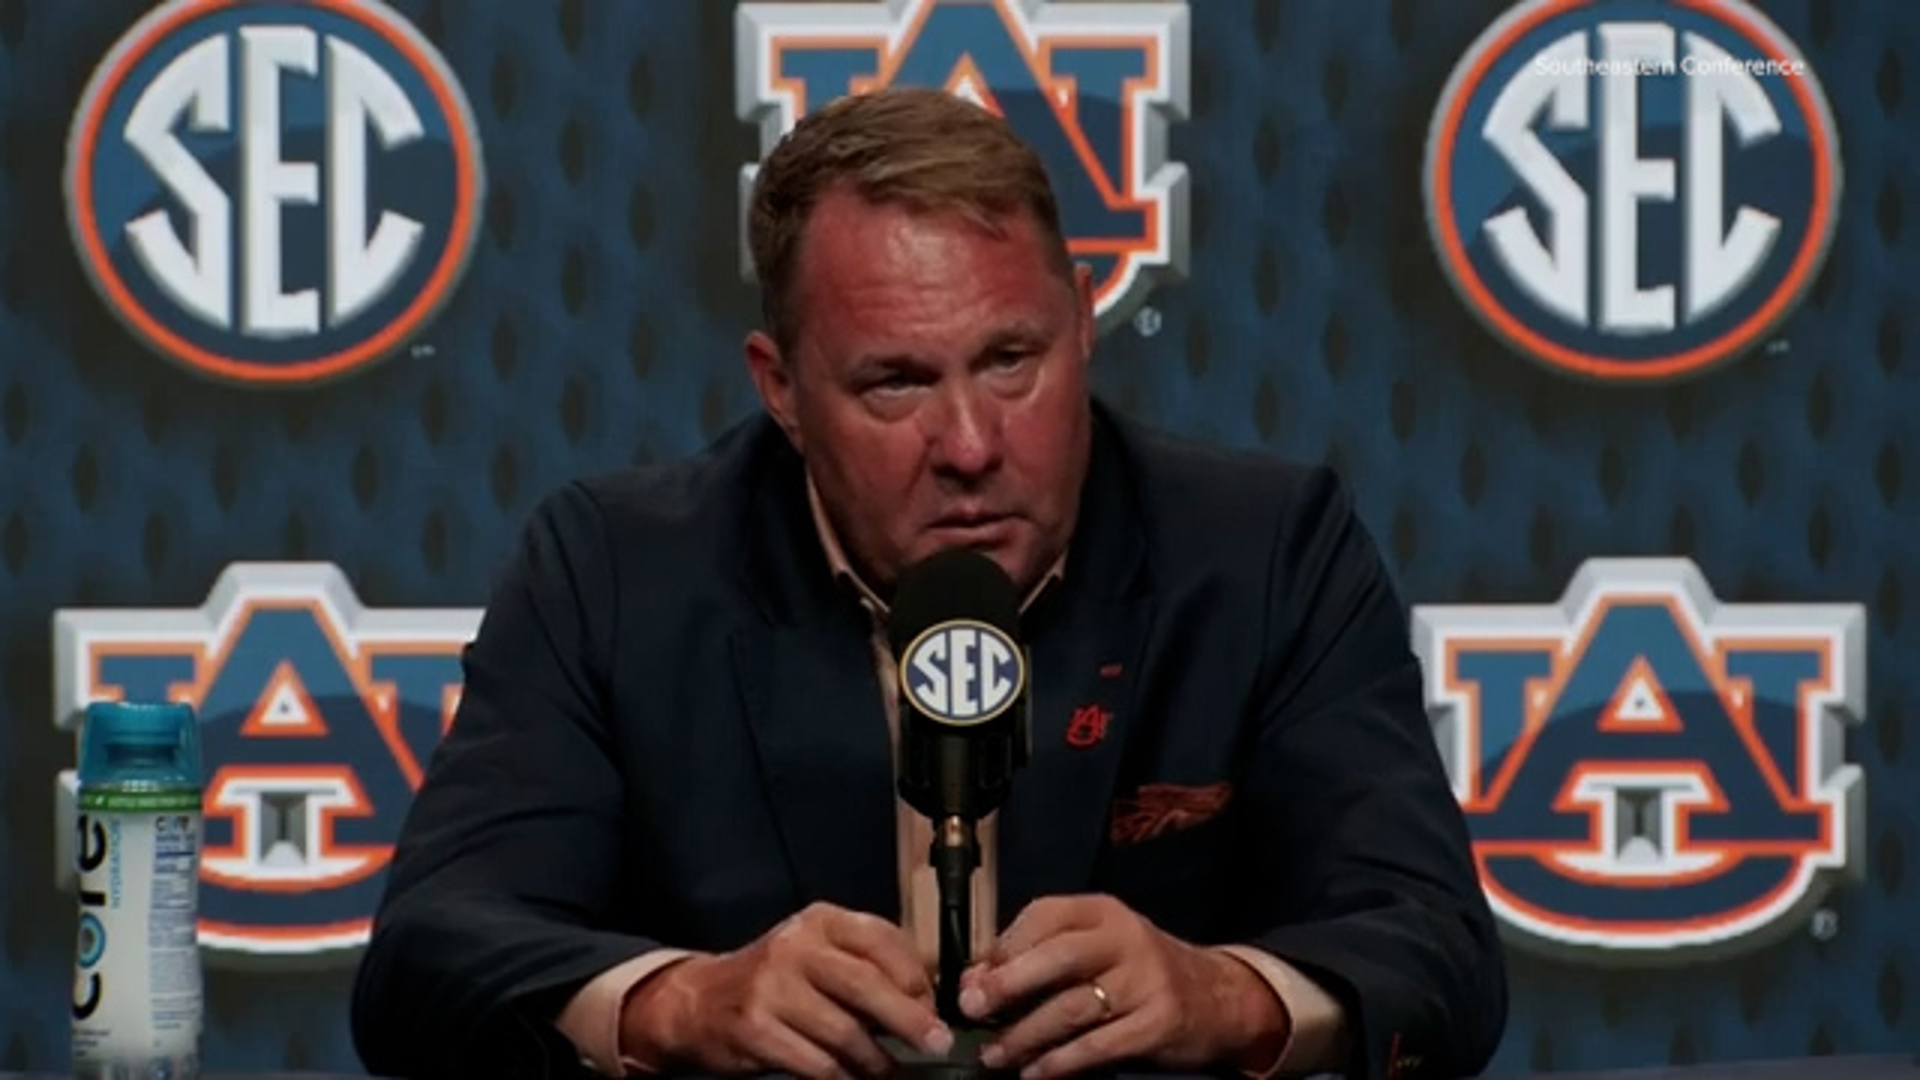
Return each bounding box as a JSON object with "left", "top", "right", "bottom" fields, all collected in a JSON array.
[{"left": 353, "top": 88, "right": 1506, "bottom": 1079}]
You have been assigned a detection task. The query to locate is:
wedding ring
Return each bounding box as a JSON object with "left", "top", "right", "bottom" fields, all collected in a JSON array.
[{"left": 1088, "top": 980, "right": 1114, "bottom": 1020}]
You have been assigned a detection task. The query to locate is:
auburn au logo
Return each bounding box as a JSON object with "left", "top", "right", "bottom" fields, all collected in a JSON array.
[
  {"left": 1412, "top": 559, "right": 1865, "bottom": 959},
  {"left": 55, "top": 564, "right": 479, "bottom": 958},
  {"left": 736, "top": 0, "right": 1189, "bottom": 331},
  {"left": 65, "top": 0, "right": 485, "bottom": 385}
]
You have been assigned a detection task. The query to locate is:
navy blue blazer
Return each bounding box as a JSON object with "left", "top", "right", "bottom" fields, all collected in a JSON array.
[{"left": 352, "top": 403, "right": 1507, "bottom": 1079}]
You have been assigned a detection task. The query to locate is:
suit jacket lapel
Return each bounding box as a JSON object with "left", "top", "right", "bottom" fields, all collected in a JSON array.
[
  {"left": 999, "top": 407, "right": 1152, "bottom": 916},
  {"left": 731, "top": 619, "right": 900, "bottom": 920},
  {"left": 732, "top": 433, "right": 900, "bottom": 920},
  {"left": 998, "top": 593, "right": 1150, "bottom": 911}
]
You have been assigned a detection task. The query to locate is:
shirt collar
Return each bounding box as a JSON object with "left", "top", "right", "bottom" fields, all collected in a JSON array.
[{"left": 805, "top": 475, "right": 1066, "bottom": 618}]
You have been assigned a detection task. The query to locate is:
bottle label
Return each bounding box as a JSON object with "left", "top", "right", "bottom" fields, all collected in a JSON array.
[{"left": 72, "top": 794, "right": 203, "bottom": 1078}]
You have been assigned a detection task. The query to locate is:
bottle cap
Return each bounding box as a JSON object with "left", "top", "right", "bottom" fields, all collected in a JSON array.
[{"left": 78, "top": 701, "right": 203, "bottom": 786}]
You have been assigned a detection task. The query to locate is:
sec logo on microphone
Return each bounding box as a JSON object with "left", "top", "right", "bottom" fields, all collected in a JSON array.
[
  {"left": 900, "top": 620, "right": 1026, "bottom": 727},
  {"left": 64, "top": 0, "right": 485, "bottom": 386},
  {"left": 1424, "top": 0, "right": 1841, "bottom": 382}
]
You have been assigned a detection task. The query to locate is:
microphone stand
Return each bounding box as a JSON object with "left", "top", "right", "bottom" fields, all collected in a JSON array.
[
  {"left": 886, "top": 813, "right": 1013, "bottom": 1079},
  {"left": 933, "top": 814, "right": 977, "bottom": 1023}
]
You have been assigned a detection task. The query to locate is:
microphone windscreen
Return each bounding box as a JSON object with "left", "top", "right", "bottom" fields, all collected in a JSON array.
[{"left": 887, "top": 548, "right": 1020, "bottom": 657}]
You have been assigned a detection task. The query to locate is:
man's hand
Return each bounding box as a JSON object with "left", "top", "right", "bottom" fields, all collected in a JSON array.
[
  {"left": 960, "top": 894, "right": 1289, "bottom": 1079},
  {"left": 620, "top": 902, "right": 954, "bottom": 1079}
]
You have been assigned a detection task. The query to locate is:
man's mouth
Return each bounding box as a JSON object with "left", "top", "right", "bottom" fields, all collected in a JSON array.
[
  {"left": 933, "top": 511, "right": 1008, "bottom": 527},
  {"left": 928, "top": 511, "right": 1014, "bottom": 540}
]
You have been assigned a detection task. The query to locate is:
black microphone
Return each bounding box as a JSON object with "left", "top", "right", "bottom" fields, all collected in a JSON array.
[{"left": 888, "top": 548, "right": 1031, "bottom": 1022}]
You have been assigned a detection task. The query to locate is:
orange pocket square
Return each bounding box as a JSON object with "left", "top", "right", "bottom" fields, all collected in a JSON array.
[{"left": 1109, "top": 781, "right": 1233, "bottom": 845}]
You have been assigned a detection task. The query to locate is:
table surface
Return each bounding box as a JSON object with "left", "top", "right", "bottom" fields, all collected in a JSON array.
[{"left": 5, "top": 1057, "right": 1917, "bottom": 1079}]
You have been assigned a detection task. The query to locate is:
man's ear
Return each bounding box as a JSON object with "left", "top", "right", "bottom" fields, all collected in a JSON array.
[
  {"left": 745, "top": 330, "right": 804, "bottom": 453},
  {"left": 1073, "top": 262, "right": 1096, "bottom": 363}
]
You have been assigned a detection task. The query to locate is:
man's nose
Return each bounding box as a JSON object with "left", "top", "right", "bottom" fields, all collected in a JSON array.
[{"left": 927, "top": 386, "right": 1004, "bottom": 478}]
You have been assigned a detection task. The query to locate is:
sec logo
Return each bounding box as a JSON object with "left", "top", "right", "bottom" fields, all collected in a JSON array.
[
  {"left": 1424, "top": 0, "right": 1841, "bottom": 381},
  {"left": 64, "top": 0, "right": 485, "bottom": 386},
  {"left": 901, "top": 619, "right": 1025, "bottom": 726}
]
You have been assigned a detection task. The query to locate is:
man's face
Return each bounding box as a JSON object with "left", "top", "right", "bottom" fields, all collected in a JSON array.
[{"left": 747, "top": 190, "right": 1095, "bottom": 598}]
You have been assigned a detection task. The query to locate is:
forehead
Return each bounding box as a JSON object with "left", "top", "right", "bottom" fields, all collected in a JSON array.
[{"left": 794, "top": 193, "right": 1068, "bottom": 318}]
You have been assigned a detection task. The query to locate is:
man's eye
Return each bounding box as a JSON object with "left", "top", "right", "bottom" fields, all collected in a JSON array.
[{"left": 867, "top": 373, "right": 919, "bottom": 394}]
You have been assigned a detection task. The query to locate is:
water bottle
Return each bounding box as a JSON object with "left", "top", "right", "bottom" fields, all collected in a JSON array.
[{"left": 71, "top": 700, "right": 205, "bottom": 1080}]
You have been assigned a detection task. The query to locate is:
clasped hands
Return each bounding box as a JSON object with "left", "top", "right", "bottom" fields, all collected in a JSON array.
[{"left": 622, "top": 895, "right": 1285, "bottom": 1079}]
